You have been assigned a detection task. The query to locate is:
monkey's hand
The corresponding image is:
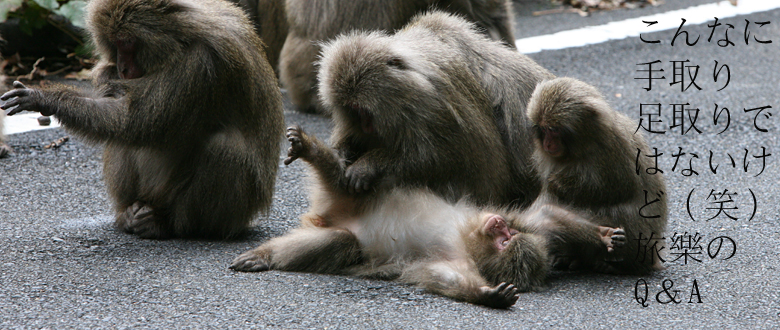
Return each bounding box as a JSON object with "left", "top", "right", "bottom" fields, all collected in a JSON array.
[
  {"left": 0, "top": 81, "right": 56, "bottom": 116},
  {"left": 598, "top": 226, "right": 626, "bottom": 255},
  {"left": 344, "top": 157, "right": 380, "bottom": 194},
  {"left": 476, "top": 283, "right": 519, "bottom": 309},
  {"left": 284, "top": 126, "right": 313, "bottom": 165},
  {"left": 230, "top": 249, "right": 272, "bottom": 272}
]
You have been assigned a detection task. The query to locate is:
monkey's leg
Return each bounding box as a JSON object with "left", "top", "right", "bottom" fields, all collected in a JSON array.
[
  {"left": 102, "top": 145, "right": 170, "bottom": 238},
  {"left": 400, "top": 260, "right": 519, "bottom": 308},
  {"left": 167, "top": 132, "right": 274, "bottom": 239},
  {"left": 279, "top": 33, "right": 320, "bottom": 113},
  {"left": 231, "top": 227, "right": 362, "bottom": 274},
  {"left": 523, "top": 204, "right": 625, "bottom": 272}
]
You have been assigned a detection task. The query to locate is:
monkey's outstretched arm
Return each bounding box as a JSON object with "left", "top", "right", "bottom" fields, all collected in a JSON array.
[
  {"left": 285, "top": 126, "right": 349, "bottom": 191},
  {"left": 1, "top": 81, "right": 125, "bottom": 140},
  {"left": 520, "top": 204, "right": 626, "bottom": 260},
  {"left": 400, "top": 259, "right": 519, "bottom": 309}
]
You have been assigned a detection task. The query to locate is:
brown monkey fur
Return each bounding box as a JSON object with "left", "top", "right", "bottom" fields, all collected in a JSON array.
[
  {"left": 281, "top": 0, "right": 517, "bottom": 113},
  {"left": 0, "top": 109, "right": 9, "bottom": 158},
  {"left": 232, "top": 0, "right": 288, "bottom": 74},
  {"left": 231, "top": 126, "right": 625, "bottom": 308},
  {"left": 527, "top": 77, "right": 668, "bottom": 274},
  {"left": 316, "top": 11, "right": 552, "bottom": 207},
  {"left": 0, "top": 0, "right": 284, "bottom": 239},
  {"left": 0, "top": 78, "right": 9, "bottom": 158}
]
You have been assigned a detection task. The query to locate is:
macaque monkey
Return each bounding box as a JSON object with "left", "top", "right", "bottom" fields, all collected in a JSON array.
[
  {"left": 527, "top": 77, "right": 668, "bottom": 274},
  {"left": 231, "top": 126, "right": 625, "bottom": 308},
  {"left": 0, "top": 0, "right": 285, "bottom": 239},
  {"left": 315, "top": 11, "right": 553, "bottom": 207},
  {"left": 282, "top": 0, "right": 517, "bottom": 113}
]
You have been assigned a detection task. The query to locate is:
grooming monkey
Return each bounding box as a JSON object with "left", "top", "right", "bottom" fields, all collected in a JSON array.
[
  {"left": 231, "top": 126, "right": 625, "bottom": 308},
  {"left": 527, "top": 77, "right": 668, "bottom": 274},
  {"left": 0, "top": 0, "right": 285, "bottom": 239},
  {"left": 282, "top": 0, "right": 517, "bottom": 113},
  {"left": 316, "top": 11, "right": 552, "bottom": 207}
]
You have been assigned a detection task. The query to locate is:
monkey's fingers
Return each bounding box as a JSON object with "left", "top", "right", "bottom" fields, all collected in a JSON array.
[
  {"left": 283, "top": 149, "right": 299, "bottom": 166},
  {"left": 497, "top": 282, "right": 518, "bottom": 296},
  {"left": 1, "top": 89, "right": 41, "bottom": 116},
  {"left": 611, "top": 228, "right": 627, "bottom": 246},
  {"left": 487, "top": 282, "right": 519, "bottom": 308},
  {"left": 230, "top": 253, "right": 271, "bottom": 272}
]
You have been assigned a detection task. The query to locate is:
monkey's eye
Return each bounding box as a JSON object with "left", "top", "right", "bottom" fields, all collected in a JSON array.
[{"left": 386, "top": 57, "right": 404, "bottom": 69}]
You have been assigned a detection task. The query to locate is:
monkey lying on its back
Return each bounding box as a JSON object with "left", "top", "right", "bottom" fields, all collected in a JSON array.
[{"left": 231, "top": 126, "right": 625, "bottom": 308}]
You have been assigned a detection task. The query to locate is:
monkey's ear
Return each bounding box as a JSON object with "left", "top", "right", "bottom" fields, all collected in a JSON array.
[{"left": 386, "top": 57, "right": 405, "bottom": 69}]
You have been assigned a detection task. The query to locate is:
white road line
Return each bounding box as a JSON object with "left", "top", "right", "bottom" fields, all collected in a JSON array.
[
  {"left": 4, "top": 0, "right": 780, "bottom": 135},
  {"left": 516, "top": 0, "right": 780, "bottom": 53},
  {"left": 3, "top": 112, "right": 60, "bottom": 135}
]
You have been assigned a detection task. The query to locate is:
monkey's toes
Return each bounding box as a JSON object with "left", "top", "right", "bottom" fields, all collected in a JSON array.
[
  {"left": 121, "top": 203, "right": 172, "bottom": 239},
  {"left": 611, "top": 228, "right": 627, "bottom": 247},
  {"left": 482, "top": 283, "right": 519, "bottom": 308},
  {"left": 230, "top": 252, "right": 271, "bottom": 272},
  {"left": 0, "top": 144, "right": 11, "bottom": 158}
]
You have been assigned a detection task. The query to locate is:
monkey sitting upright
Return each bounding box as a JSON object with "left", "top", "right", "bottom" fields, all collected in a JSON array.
[
  {"left": 0, "top": 0, "right": 284, "bottom": 239},
  {"left": 231, "top": 126, "right": 626, "bottom": 308},
  {"left": 527, "top": 77, "right": 668, "bottom": 274}
]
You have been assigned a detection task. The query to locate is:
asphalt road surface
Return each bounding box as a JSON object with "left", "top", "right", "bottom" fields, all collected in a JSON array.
[{"left": 2, "top": 1, "right": 779, "bottom": 328}]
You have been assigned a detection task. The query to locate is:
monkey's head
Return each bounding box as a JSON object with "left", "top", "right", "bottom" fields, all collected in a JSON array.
[
  {"left": 467, "top": 213, "right": 549, "bottom": 291},
  {"left": 318, "top": 31, "right": 446, "bottom": 143},
  {"left": 87, "top": 0, "right": 195, "bottom": 79},
  {"left": 527, "top": 77, "right": 611, "bottom": 162}
]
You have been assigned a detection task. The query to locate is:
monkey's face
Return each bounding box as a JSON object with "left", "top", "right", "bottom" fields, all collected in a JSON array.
[
  {"left": 533, "top": 125, "right": 565, "bottom": 158},
  {"left": 115, "top": 34, "right": 143, "bottom": 79},
  {"left": 319, "top": 31, "right": 439, "bottom": 141},
  {"left": 480, "top": 213, "right": 520, "bottom": 252},
  {"left": 470, "top": 212, "right": 549, "bottom": 290},
  {"left": 88, "top": 0, "right": 188, "bottom": 80}
]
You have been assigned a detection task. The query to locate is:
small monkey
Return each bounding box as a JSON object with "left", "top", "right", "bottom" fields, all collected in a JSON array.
[
  {"left": 281, "top": 0, "right": 518, "bottom": 113},
  {"left": 231, "top": 126, "right": 625, "bottom": 308},
  {"left": 0, "top": 0, "right": 285, "bottom": 239},
  {"left": 527, "top": 77, "right": 668, "bottom": 274}
]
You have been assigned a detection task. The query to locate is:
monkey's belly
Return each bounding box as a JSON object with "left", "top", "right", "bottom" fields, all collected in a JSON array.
[{"left": 352, "top": 189, "right": 470, "bottom": 263}]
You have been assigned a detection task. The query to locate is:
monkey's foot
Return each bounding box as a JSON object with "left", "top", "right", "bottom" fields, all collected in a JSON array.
[
  {"left": 284, "top": 125, "right": 311, "bottom": 165},
  {"left": 230, "top": 249, "right": 271, "bottom": 272},
  {"left": 344, "top": 158, "right": 379, "bottom": 194},
  {"left": 598, "top": 226, "right": 626, "bottom": 256},
  {"left": 0, "top": 143, "right": 11, "bottom": 158},
  {"left": 119, "top": 202, "right": 172, "bottom": 239},
  {"left": 476, "top": 283, "right": 519, "bottom": 309}
]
